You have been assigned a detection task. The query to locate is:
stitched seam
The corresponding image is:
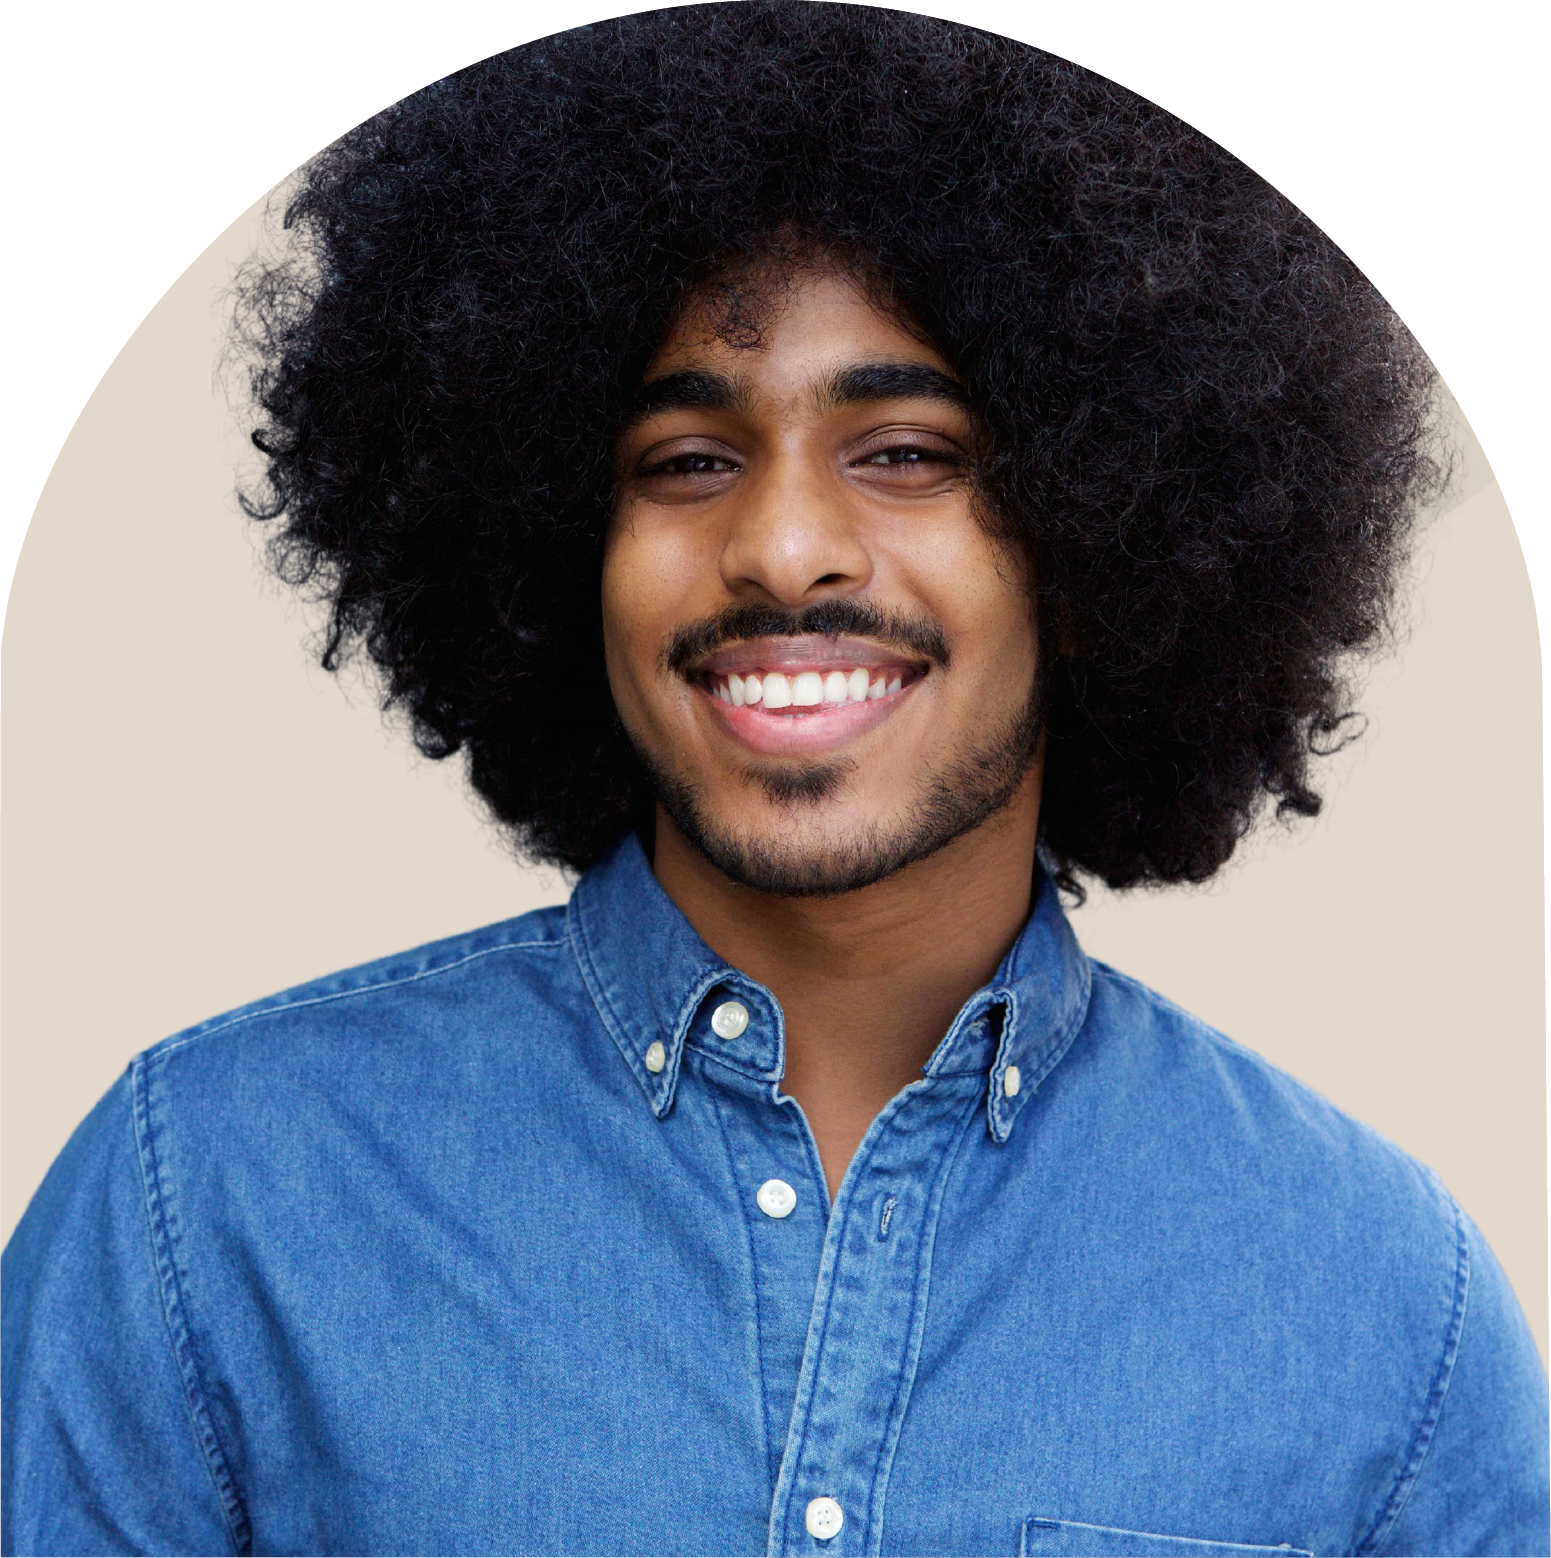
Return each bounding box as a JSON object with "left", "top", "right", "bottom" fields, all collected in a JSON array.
[
  {"left": 988, "top": 989, "right": 1022, "bottom": 1139},
  {"left": 693, "top": 1040, "right": 785, "bottom": 1088},
  {"left": 863, "top": 1084, "right": 984, "bottom": 1554},
  {"left": 770, "top": 1076, "right": 979, "bottom": 1552},
  {"left": 768, "top": 1093, "right": 891, "bottom": 1554},
  {"left": 150, "top": 939, "right": 563, "bottom": 1062},
  {"left": 1356, "top": 1189, "right": 1471, "bottom": 1556},
  {"left": 989, "top": 955, "right": 1095, "bottom": 1136},
  {"left": 570, "top": 904, "right": 720, "bottom": 1109},
  {"left": 705, "top": 1076, "right": 776, "bottom": 1490},
  {"left": 131, "top": 1057, "right": 251, "bottom": 1555},
  {"left": 1090, "top": 962, "right": 1313, "bottom": 1104},
  {"left": 1025, "top": 957, "right": 1092, "bottom": 1092},
  {"left": 567, "top": 900, "right": 641, "bottom": 1064},
  {"left": 1022, "top": 1519, "right": 1311, "bottom": 1556},
  {"left": 781, "top": 1232, "right": 842, "bottom": 1548}
]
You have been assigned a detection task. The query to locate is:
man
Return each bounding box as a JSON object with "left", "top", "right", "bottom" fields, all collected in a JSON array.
[{"left": 4, "top": 5, "right": 1546, "bottom": 1555}]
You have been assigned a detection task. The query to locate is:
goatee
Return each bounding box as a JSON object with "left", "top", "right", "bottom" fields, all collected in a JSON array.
[{"left": 637, "top": 674, "right": 1044, "bottom": 898}]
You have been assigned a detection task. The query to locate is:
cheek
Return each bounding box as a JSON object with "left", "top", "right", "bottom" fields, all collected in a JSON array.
[
  {"left": 889, "top": 518, "right": 1037, "bottom": 668},
  {"left": 600, "top": 509, "right": 712, "bottom": 707},
  {"left": 599, "top": 522, "right": 652, "bottom": 711}
]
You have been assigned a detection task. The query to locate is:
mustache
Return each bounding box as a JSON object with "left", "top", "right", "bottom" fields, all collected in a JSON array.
[{"left": 662, "top": 598, "right": 951, "bottom": 675}]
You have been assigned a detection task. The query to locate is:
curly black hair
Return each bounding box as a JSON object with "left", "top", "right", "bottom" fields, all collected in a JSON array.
[{"left": 233, "top": 1, "right": 1442, "bottom": 891}]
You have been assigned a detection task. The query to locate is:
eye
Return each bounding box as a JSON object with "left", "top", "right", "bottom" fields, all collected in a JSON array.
[
  {"left": 859, "top": 446, "right": 945, "bottom": 467},
  {"left": 641, "top": 451, "right": 740, "bottom": 477},
  {"left": 850, "top": 437, "right": 967, "bottom": 475}
]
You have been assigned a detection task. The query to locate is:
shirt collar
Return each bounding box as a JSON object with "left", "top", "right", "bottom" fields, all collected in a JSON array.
[{"left": 567, "top": 832, "right": 1091, "bottom": 1141}]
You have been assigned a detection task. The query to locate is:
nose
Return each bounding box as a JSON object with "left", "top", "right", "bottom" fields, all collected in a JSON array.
[{"left": 717, "top": 449, "right": 873, "bottom": 606}]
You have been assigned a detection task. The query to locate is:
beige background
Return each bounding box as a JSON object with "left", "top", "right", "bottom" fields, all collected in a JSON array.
[{"left": 4, "top": 196, "right": 1545, "bottom": 1361}]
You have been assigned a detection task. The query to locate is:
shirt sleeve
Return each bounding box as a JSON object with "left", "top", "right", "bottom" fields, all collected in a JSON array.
[
  {"left": 1377, "top": 1205, "right": 1550, "bottom": 1557},
  {"left": 2, "top": 1070, "right": 241, "bottom": 1556}
]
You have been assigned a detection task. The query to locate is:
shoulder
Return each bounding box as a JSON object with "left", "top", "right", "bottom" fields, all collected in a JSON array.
[
  {"left": 1051, "top": 960, "right": 1548, "bottom": 1552},
  {"left": 140, "top": 901, "right": 578, "bottom": 1078},
  {"left": 116, "top": 899, "right": 604, "bottom": 1249},
  {"left": 1081, "top": 956, "right": 1451, "bottom": 1212},
  {"left": 1065, "top": 957, "right": 1471, "bottom": 1376},
  {"left": 126, "top": 902, "right": 596, "bottom": 1160}
]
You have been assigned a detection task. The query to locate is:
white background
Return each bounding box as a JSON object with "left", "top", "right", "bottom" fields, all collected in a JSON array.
[{"left": 4, "top": 0, "right": 1547, "bottom": 1209}]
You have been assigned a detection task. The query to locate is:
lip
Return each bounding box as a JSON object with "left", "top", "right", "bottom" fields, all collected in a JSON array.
[
  {"left": 693, "top": 634, "right": 924, "bottom": 679},
  {"left": 696, "top": 673, "right": 922, "bottom": 755}
]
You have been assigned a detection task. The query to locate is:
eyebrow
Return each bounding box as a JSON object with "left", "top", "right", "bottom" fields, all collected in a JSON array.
[
  {"left": 623, "top": 370, "right": 747, "bottom": 427},
  {"left": 819, "top": 361, "right": 971, "bottom": 412},
  {"left": 622, "top": 359, "right": 970, "bottom": 429}
]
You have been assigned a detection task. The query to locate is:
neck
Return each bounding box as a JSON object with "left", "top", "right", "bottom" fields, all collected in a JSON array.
[{"left": 650, "top": 766, "right": 1043, "bottom": 1198}]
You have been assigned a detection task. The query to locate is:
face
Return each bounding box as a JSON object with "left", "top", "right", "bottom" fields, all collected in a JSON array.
[{"left": 602, "top": 264, "right": 1043, "bottom": 896}]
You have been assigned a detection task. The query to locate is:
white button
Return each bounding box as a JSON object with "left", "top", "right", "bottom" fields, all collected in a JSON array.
[
  {"left": 805, "top": 1497, "right": 844, "bottom": 1541},
  {"left": 756, "top": 1179, "right": 796, "bottom": 1219},
  {"left": 711, "top": 1000, "right": 749, "bottom": 1039},
  {"left": 644, "top": 1040, "right": 666, "bottom": 1074},
  {"left": 1003, "top": 1064, "right": 1022, "bottom": 1098}
]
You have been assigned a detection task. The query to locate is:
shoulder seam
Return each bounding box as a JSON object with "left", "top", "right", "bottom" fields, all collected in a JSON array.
[
  {"left": 564, "top": 897, "right": 638, "bottom": 1073},
  {"left": 1356, "top": 1185, "right": 1471, "bottom": 1556},
  {"left": 148, "top": 937, "right": 563, "bottom": 1063},
  {"left": 129, "top": 1058, "right": 252, "bottom": 1555},
  {"left": 1087, "top": 960, "right": 1382, "bottom": 1132},
  {"left": 1089, "top": 962, "right": 1273, "bottom": 1070}
]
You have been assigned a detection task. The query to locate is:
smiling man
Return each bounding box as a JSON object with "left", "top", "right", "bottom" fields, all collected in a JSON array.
[
  {"left": 4, "top": 6, "right": 1547, "bottom": 1558},
  {"left": 607, "top": 265, "right": 1049, "bottom": 1193}
]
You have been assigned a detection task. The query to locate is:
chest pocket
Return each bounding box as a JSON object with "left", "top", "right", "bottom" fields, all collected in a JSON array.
[{"left": 1021, "top": 1517, "right": 1313, "bottom": 1557}]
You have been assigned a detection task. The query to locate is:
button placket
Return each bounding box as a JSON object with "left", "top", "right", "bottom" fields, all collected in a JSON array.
[
  {"left": 768, "top": 1073, "right": 984, "bottom": 1555},
  {"left": 698, "top": 1047, "right": 828, "bottom": 1495}
]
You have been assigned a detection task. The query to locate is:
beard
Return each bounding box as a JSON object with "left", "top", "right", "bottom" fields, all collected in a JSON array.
[{"left": 634, "top": 672, "right": 1045, "bottom": 899}]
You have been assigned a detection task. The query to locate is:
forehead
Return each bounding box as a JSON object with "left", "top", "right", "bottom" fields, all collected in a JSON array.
[{"left": 643, "top": 265, "right": 954, "bottom": 396}]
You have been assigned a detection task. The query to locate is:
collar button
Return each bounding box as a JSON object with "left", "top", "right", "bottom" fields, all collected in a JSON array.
[{"left": 710, "top": 1000, "right": 750, "bottom": 1039}]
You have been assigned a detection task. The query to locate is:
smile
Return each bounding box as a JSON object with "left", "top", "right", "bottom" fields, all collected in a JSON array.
[
  {"left": 686, "top": 635, "right": 932, "bottom": 756},
  {"left": 706, "top": 664, "right": 916, "bottom": 710}
]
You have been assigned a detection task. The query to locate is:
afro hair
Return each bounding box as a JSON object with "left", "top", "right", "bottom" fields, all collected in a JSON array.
[{"left": 233, "top": 1, "right": 1443, "bottom": 891}]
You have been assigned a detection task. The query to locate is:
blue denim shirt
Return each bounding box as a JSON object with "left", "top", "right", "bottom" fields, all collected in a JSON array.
[{"left": 4, "top": 833, "right": 1547, "bottom": 1557}]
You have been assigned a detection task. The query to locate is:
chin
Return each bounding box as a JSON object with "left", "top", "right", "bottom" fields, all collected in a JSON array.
[
  {"left": 654, "top": 772, "right": 999, "bottom": 899},
  {"left": 639, "top": 677, "right": 1044, "bottom": 897},
  {"left": 687, "top": 825, "right": 929, "bottom": 899}
]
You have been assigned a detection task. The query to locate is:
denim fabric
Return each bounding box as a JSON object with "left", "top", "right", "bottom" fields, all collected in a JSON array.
[{"left": 4, "top": 832, "right": 1547, "bottom": 1557}]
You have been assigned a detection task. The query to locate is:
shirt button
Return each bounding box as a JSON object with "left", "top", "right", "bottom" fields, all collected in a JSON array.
[
  {"left": 805, "top": 1496, "right": 844, "bottom": 1541},
  {"left": 756, "top": 1179, "right": 796, "bottom": 1219},
  {"left": 1003, "top": 1064, "right": 1022, "bottom": 1098},
  {"left": 711, "top": 1000, "right": 749, "bottom": 1039},
  {"left": 644, "top": 1040, "right": 666, "bottom": 1074}
]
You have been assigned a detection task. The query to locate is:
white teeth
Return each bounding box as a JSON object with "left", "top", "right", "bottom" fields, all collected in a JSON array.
[
  {"left": 791, "top": 671, "right": 824, "bottom": 706},
  {"left": 713, "top": 666, "right": 911, "bottom": 708}
]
